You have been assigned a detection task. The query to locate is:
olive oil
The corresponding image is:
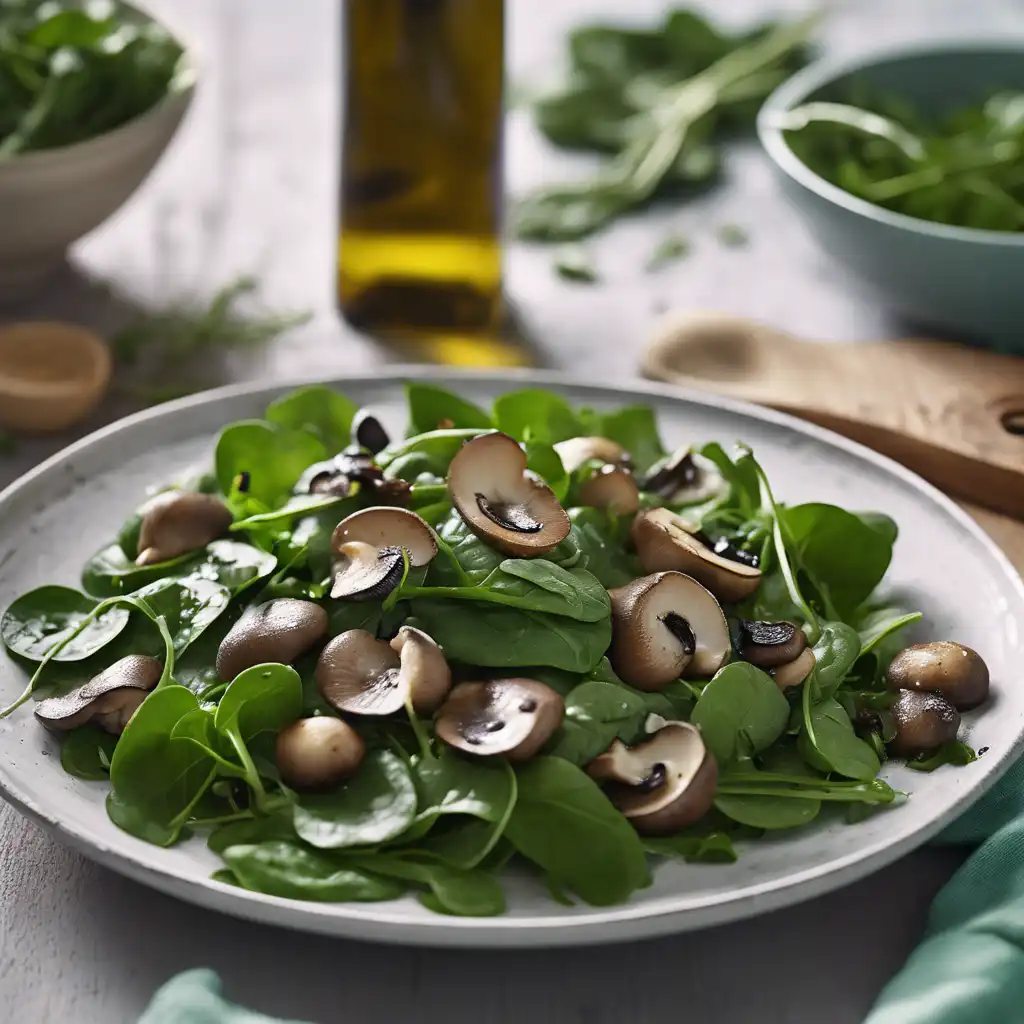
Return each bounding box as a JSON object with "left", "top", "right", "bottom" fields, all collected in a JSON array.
[{"left": 338, "top": 0, "right": 504, "bottom": 345}]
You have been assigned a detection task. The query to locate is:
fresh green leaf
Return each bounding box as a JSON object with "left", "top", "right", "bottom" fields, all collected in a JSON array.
[
  {"left": 214, "top": 421, "right": 327, "bottom": 506},
  {"left": 906, "top": 740, "right": 977, "bottom": 772},
  {"left": 265, "top": 386, "right": 357, "bottom": 451},
  {"left": 492, "top": 390, "right": 582, "bottom": 445},
  {"left": 214, "top": 663, "right": 303, "bottom": 742},
  {"left": 60, "top": 725, "right": 118, "bottom": 780},
  {"left": 799, "top": 697, "right": 880, "bottom": 781},
  {"left": 405, "top": 383, "right": 493, "bottom": 434}
]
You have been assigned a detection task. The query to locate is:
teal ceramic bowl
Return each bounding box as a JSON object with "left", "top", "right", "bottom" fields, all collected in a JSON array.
[{"left": 758, "top": 43, "right": 1024, "bottom": 349}]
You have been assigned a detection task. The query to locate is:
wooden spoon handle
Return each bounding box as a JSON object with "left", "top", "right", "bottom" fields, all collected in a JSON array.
[{"left": 641, "top": 312, "right": 1024, "bottom": 519}]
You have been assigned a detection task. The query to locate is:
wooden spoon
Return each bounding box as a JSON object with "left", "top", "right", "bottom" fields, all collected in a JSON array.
[
  {"left": 642, "top": 311, "right": 1024, "bottom": 519},
  {"left": 0, "top": 322, "right": 111, "bottom": 432}
]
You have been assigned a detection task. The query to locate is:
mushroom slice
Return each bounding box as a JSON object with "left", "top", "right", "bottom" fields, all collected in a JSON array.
[
  {"left": 632, "top": 507, "right": 761, "bottom": 602},
  {"left": 886, "top": 641, "right": 990, "bottom": 711},
  {"left": 738, "top": 620, "right": 808, "bottom": 669},
  {"left": 579, "top": 465, "right": 641, "bottom": 515},
  {"left": 435, "top": 678, "right": 564, "bottom": 761},
  {"left": 316, "top": 626, "right": 451, "bottom": 716},
  {"left": 216, "top": 599, "right": 329, "bottom": 682},
  {"left": 448, "top": 432, "right": 570, "bottom": 557},
  {"left": 771, "top": 648, "right": 816, "bottom": 690},
  {"left": 640, "top": 447, "right": 726, "bottom": 505},
  {"left": 609, "top": 572, "right": 730, "bottom": 690},
  {"left": 330, "top": 506, "right": 437, "bottom": 600},
  {"left": 587, "top": 722, "right": 718, "bottom": 835},
  {"left": 135, "top": 491, "right": 232, "bottom": 566},
  {"left": 553, "top": 436, "right": 630, "bottom": 474},
  {"left": 352, "top": 409, "right": 391, "bottom": 455},
  {"left": 35, "top": 654, "right": 162, "bottom": 734},
  {"left": 889, "top": 689, "right": 961, "bottom": 756},
  {"left": 275, "top": 716, "right": 365, "bottom": 790}
]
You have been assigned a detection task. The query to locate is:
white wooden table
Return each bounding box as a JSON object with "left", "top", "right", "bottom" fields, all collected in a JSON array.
[{"left": 1, "top": 1, "right": 1021, "bottom": 1020}]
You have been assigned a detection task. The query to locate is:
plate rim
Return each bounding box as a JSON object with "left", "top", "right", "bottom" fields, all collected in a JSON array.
[{"left": 1, "top": 366, "right": 1021, "bottom": 946}]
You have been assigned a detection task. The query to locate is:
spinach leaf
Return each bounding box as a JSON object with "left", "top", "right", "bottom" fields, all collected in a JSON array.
[
  {"left": 431, "top": 509, "right": 504, "bottom": 584},
  {"left": 715, "top": 781, "right": 821, "bottom": 829},
  {"left": 360, "top": 854, "right": 505, "bottom": 916},
  {"left": 492, "top": 390, "right": 582, "bottom": 444},
  {"left": 811, "top": 621, "right": 861, "bottom": 699},
  {"left": 798, "top": 697, "right": 880, "bottom": 781},
  {"left": 580, "top": 405, "right": 665, "bottom": 472},
  {"left": 207, "top": 810, "right": 298, "bottom": 853},
  {"left": 408, "top": 601, "right": 612, "bottom": 674},
  {"left": 223, "top": 841, "right": 403, "bottom": 902},
  {"left": 214, "top": 663, "right": 303, "bottom": 742},
  {"left": 857, "top": 606, "right": 922, "bottom": 654},
  {"left": 567, "top": 507, "right": 639, "bottom": 588},
  {"left": 406, "top": 383, "right": 493, "bottom": 434},
  {"left": 215, "top": 421, "right": 326, "bottom": 505},
  {"left": 547, "top": 681, "right": 649, "bottom": 765},
  {"left": 906, "top": 740, "right": 977, "bottom": 772},
  {"left": 265, "top": 385, "right": 357, "bottom": 451},
  {"left": 230, "top": 495, "right": 344, "bottom": 533},
  {"left": 643, "top": 831, "right": 738, "bottom": 863},
  {"left": 378, "top": 428, "right": 486, "bottom": 475},
  {"left": 293, "top": 750, "right": 417, "bottom": 849},
  {"left": 504, "top": 757, "right": 649, "bottom": 906},
  {"left": 137, "top": 576, "right": 231, "bottom": 655},
  {"left": 60, "top": 725, "right": 118, "bottom": 780},
  {"left": 412, "top": 751, "right": 514, "bottom": 824},
  {"left": 81, "top": 544, "right": 194, "bottom": 597},
  {"left": 525, "top": 441, "right": 569, "bottom": 501},
  {"left": 1, "top": 586, "right": 130, "bottom": 662},
  {"left": 691, "top": 662, "right": 789, "bottom": 764},
  {"left": 699, "top": 442, "right": 761, "bottom": 520}
]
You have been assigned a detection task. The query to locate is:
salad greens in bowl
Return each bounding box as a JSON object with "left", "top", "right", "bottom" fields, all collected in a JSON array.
[{"left": 0, "top": 380, "right": 995, "bottom": 920}]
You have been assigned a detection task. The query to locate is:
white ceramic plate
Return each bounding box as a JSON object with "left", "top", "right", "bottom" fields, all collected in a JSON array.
[{"left": 0, "top": 370, "right": 1021, "bottom": 947}]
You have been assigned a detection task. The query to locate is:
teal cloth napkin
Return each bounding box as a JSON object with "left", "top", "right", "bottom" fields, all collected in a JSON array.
[{"left": 139, "top": 762, "right": 1024, "bottom": 1024}]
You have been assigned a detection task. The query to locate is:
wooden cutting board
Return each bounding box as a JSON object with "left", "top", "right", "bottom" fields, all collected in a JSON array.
[{"left": 641, "top": 312, "right": 1024, "bottom": 576}]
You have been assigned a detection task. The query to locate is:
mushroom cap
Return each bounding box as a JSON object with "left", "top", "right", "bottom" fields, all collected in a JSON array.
[
  {"left": 553, "top": 436, "right": 630, "bottom": 474},
  {"left": 641, "top": 448, "right": 725, "bottom": 505},
  {"left": 216, "top": 599, "right": 328, "bottom": 683},
  {"left": 889, "top": 689, "right": 961, "bottom": 757},
  {"left": 352, "top": 409, "right": 391, "bottom": 454},
  {"left": 587, "top": 722, "right": 718, "bottom": 835},
  {"left": 316, "top": 626, "right": 451, "bottom": 716},
  {"left": 738, "top": 620, "right": 808, "bottom": 669},
  {"left": 330, "top": 506, "right": 437, "bottom": 599},
  {"left": 578, "top": 466, "right": 641, "bottom": 515},
  {"left": 135, "top": 491, "right": 232, "bottom": 567},
  {"left": 609, "top": 572, "right": 730, "bottom": 690},
  {"left": 34, "top": 654, "right": 162, "bottom": 733},
  {"left": 274, "top": 716, "right": 365, "bottom": 790},
  {"left": 631, "top": 507, "right": 761, "bottom": 602},
  {"left": 447, "top": 432, "right": 571, "bottom": 558},
  {"left": 771, "top": 647, "right": 816, "bottom": 690},
  {"left": 435, "top": 678, "right": 565, "bottom": 761},
  {"left": 886, "top": 641, "right": 990, "bottom": 711}
]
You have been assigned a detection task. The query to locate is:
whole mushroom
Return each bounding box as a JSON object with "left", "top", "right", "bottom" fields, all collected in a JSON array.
[
  {"left": 578, "top": 465, "right": 641, "bottom": 515},
  {"left": 275, "top": 716, "right": 365, "bottom": 790},
  {"left": 887, "top": 641, "right": 989, "bottom": 711},
  {"left": 135, "top": 491, "right": 232, "bottom": 566},
  {"left": 216, "top": 599, "right": 329, "bottom": 682},
  {"left": 587, "top": 721, "right": 718, "bottom": 835},
  {"left": 889, "top": 689, "right": 961, "bottom": 757},
  {"left": 35, "top": 654, "right": 162, "bottom": 734}
]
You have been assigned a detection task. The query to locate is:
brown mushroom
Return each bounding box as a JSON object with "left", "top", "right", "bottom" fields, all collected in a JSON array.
[
  {"left": 435, "top": 678, "right": 564, "bottom": 761},
  {"left": 888, "top": 689, "right": 961, "bottom": 757},
  {"left": 135, "top": 491, "right": 232, "bottom": 566},
  {"left": 738, "top": 620, "right": 808, "bottom": 669},
  {"left": 553, "top": 436, "right": 631, "bottom": 474},
  {"left": 274, "top": 716, "right": 365, "bottom": 790},
  {"left": 887, "top": 641, "right": 990, "bottom": 711},
  {"left": 330, "top": 506, "right": 437, "bottom": 600},
  {"left": 771, "top": 648, "right": 816, "bottom": 690},
  {"left": 632, "top": 507, "right": 761, "bottom": 602},
  {"left": 447, "top": 432, "right": 570, "bottom": 557},
  {"left": 587, "top": 722, "right": 717, "bottom": 835},
  {"left": 578, "top": 465, "right": 641, "bottom": 515},
  {"left": 640, "top": 447, "right": 726, "bottom": 505},
  {"left": 609, "top": 572, "right": 730, "bottom": 690},
  {"left": 216, "top": 599, "right": 328, "bottom": 682},
  {"left": 316, "top": 626, "right": 451, "bottom": 716},
  {"left": 34, "top": 654, "right": 162, "bottom": 734}
]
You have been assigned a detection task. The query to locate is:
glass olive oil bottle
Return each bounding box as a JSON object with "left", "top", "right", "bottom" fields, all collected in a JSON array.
[{"left": 339, "top": 0, "right": 504, "bottom": 343}]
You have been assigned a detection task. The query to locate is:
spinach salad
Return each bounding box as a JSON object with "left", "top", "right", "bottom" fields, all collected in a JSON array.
[{"left": 0, "top": 384, "right": 990, "bottom": 916}]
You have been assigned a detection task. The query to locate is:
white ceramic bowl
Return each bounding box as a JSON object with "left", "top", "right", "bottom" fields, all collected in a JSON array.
[{"left": 0, "top": 13, "right": 195, "bottom": 301}]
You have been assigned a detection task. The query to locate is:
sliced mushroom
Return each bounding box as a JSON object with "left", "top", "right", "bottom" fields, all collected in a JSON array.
[
  {"left": 887, "top": 641, "right": 990, "bottom": 711},
  {"left": 352, "top": 409, "right": 391, "bottom": 455},
  {"left": 330, "top": 507, "right": 437, "bottom": 600},
  {"left": 771, "top": 648, "right": 816, "bottom": 690},
  {"left": 316, "top": 626, "right": 451, "bottom": 716},
  {"left": 632, "top": 507, "right": 761, "bottom": 602},
  {"left": 738, "top": 620, "right": 808, "bottom": 669},
  {"left": 35, "top": 654, "right": 162, "bottom": 734},
  {"left": 435, "top": 678, "right": 564, "bottom": 761},
  {"left": 299, "top": 450, "right": 410, "bottom": 506},
  {"left": 216, "top": 599, "right": 329, "bottom": 682},
  {"left": 448, "top": 432, "right": 570, "bottom": 557},
  {"left": 888, "top": 689, "right": 961, "bottom": 757},
  {"left": 640, "top": 447, "right": 726, "bottom": 505},
  {"left": 275, "top": 716, "right": 365, "bottom": 790},
  {"left": 579, "top": 465, "right": 641, "bottom": 515},
  {"left": 587, "top": 722, "right": 717, "bottom": 835},
  {"left": 609, "top": 572, "right": 730, "bottom": 690},
  {"left": 135, "top": 491, "right": 232, "bottom": 566},
  {"left": 553, "top": 436, "right": 631, "bottom": 474}
]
